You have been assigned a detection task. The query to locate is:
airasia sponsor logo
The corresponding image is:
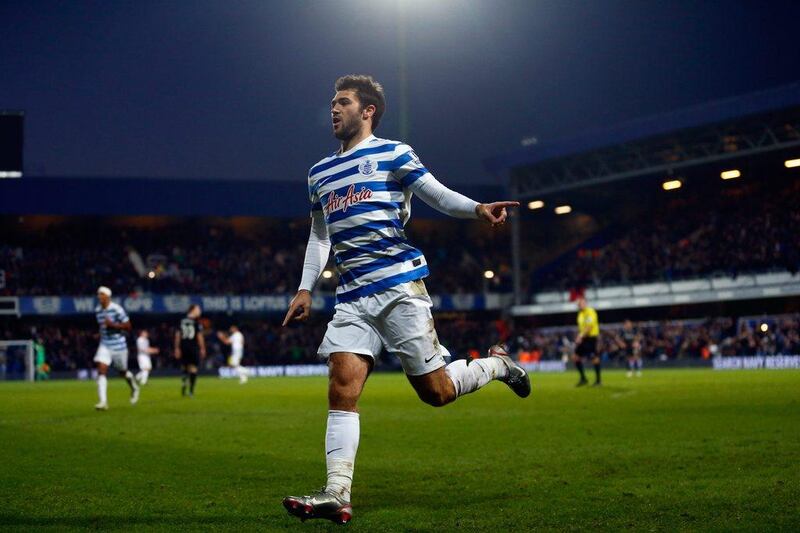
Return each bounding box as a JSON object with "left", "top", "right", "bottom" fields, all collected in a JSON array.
[{"left": 324, "top": 184, "right": 373, "bottom": 216}]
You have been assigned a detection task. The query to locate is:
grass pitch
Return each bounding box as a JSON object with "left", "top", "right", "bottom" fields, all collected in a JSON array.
[{"left": 0, "top": 369, "right": 798, "bottom": 532}]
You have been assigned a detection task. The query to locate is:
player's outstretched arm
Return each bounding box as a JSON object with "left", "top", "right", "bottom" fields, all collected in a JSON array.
[
  {"left": 283, "top": 211, "right": 330, "bottom": 327},
  {"left": 407, "top": 174, "right": 519, "bottom": 224}
]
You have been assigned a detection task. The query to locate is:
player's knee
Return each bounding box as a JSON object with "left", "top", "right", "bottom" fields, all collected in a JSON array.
[{"left": 328, "top": 383, "right": 359, "bottom": 410}]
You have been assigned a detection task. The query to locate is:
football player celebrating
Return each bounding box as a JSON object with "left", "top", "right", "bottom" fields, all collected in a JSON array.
[{"left": 281, "top": 75, "right": 530, "bottom": 524}]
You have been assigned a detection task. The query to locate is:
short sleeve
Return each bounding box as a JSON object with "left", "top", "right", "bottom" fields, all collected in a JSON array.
[
  {"left": 390, "top": 144, "right": 431, "bottom": 188},
  {"left": 308, "top": 170, "right": 323, "bottom": 212}
]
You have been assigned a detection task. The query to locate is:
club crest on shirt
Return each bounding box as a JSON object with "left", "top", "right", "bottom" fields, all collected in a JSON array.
[{"left": 358, "top": 159, "right": 376, "bottom": 176}]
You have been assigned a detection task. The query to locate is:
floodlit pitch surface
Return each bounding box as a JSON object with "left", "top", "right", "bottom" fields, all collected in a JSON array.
[{"left": 1, "top": 369, "right": 798, "bottom": 531}]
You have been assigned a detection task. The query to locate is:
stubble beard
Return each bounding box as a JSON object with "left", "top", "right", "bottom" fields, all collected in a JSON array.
[{"left": 334, "top": 117, "right": 360, "bottom": 142}]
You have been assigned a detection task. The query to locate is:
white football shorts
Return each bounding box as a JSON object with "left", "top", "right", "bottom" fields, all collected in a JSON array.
[
  {"left": 137, "top": 354, "right": 152, "bottom": 371},
  {"left": 94, "top": 344, "right": 129, "bottom": 371},
  {"left": 318, "top": 279, "right": 450, "bottom": 376}
]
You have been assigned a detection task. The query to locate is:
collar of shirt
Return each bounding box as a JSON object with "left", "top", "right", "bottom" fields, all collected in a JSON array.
[{"left": 337, "top": 134, "right": 377, "bottom": 157}]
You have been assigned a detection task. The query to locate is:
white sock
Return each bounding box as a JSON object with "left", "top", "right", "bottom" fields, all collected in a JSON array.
[
  {"left": 237, "top": 366, "right": 248, "bottom": 382},
  {"left": 138, "top": 370, "right": 149, "bottom": 385},
  {"left": 97, "top": 374, "right": 108, "bottom": 404},
  {"left": 325, "top": 410, "right": 360, "bottom": 502},
  {"left": 445, "top": 358, "right": 508, "bottom": 397}
]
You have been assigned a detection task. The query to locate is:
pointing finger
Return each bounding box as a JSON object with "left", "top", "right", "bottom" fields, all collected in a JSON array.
[{"left": 282, "top": 305, "right": 296, "bottom": 327}]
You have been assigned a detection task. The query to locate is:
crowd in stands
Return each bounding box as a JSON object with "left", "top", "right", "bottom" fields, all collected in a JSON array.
[
  {"left": 3, "top": 313, "right": 797, "bottom": 374},
  {"left": 0, "top": 217, "right": 511, "bottom": 296},
  {"left": 536, "top": 179, "right": 800, "bottom": 291},
  {"left": 1, "top": 177, "right": 797, "bottom": 298},
  {"left": 0, "top": 219, "right": 311, "bottom": 296},
  {"left": 512, "top": 314, "right": 800, "bottom": 361}
]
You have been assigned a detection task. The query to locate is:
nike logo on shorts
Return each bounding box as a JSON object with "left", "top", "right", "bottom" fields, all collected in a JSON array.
[{"left": 424, "top": 355, "right": 438, "bottom": 364}]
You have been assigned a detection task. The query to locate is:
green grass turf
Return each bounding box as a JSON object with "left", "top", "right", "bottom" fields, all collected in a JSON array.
[{"left": 0, "top": 369, "right": 798, "bottom": 532}]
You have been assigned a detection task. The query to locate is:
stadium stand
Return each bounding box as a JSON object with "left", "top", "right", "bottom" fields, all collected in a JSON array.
[
  {"left": 3, "top": 87, "right": 799, "bottom": 377},
  {"left": 0, "top": 216, "right": 512, "bottom": 296},
  {"left": 5, "top": 312, "right": 798, "bottom": 373},
  {"left": 513, "top": 314, "right": 800, "bottom": 361},
  {"left": 532, "top": 177, "right": 800, "bottom": 291},
  {"left": 3, "top": 176, "right": 798, "bottom": 299}
]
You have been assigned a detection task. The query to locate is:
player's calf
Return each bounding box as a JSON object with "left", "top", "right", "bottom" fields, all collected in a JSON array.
[
  {"left": 120, "top": 370, "right": 140, "bottom": 404},
  {"left": 327, "top": 353, "right": 370, "bottom": 412},
  {"left": 95, "top": 364, "right": 109, "bottom": 409},
  {"left": 408, "top": 368, "right": 457, "bottom": 407},
  {"left": 416, "top": 386, "right": 456, "bottom": 407}
]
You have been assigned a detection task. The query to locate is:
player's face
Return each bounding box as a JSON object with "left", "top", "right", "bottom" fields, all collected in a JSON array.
[
  {"left": 98, "top": 293, "right": 110, "bottom": 307},
  {"left": 578, "top": 298, "right": 586, "bottom": 310},
  {"left": 331, "top": 90, "right": 365, "bottom": 140}
]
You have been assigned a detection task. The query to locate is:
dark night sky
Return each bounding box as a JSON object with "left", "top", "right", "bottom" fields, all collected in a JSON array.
[{"left": 2, "top": 0, "right": 799, "bottom": 185}]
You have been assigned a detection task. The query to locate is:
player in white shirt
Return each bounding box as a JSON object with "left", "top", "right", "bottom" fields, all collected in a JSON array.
[
  {"left": 135, "top": 330, "right": 159, "bottom": 385},
  {"left": 217, "top": 325, "right": 248, "bottom": 384},
  {"left": 93, "top": 286, "right": 139, "bottom": 410},
  {"left": 282, "top": 75, "right": 530, "bottom": 524}
]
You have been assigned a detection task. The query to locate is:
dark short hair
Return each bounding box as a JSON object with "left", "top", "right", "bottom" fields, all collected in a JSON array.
[
  {"left": 335, "top": 75, "right": 386, "bottom": 131},
  {"left": 187, "top": 304, "right": 200, "bottom": 314}
]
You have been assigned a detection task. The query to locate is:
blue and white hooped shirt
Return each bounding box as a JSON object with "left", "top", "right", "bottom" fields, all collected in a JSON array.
[
  {"left": 308, "top": 135, "right": 432, "bottom": 303},
  {"left": 95, "top": 301, "right": 130, "bottom": 351}
]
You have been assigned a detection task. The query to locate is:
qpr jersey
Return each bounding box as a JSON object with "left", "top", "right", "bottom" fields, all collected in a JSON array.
[
  {"left": 308, "top": 135, "right": 431, "bottom": 303},
  {"left": 95, "top": 302, "right": 129, "bottom": 351}
]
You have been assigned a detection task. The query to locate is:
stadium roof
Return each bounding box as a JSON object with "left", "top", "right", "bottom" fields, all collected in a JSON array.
[{"left": 484, "top": 82, "right": 800, "bottom": 198}]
